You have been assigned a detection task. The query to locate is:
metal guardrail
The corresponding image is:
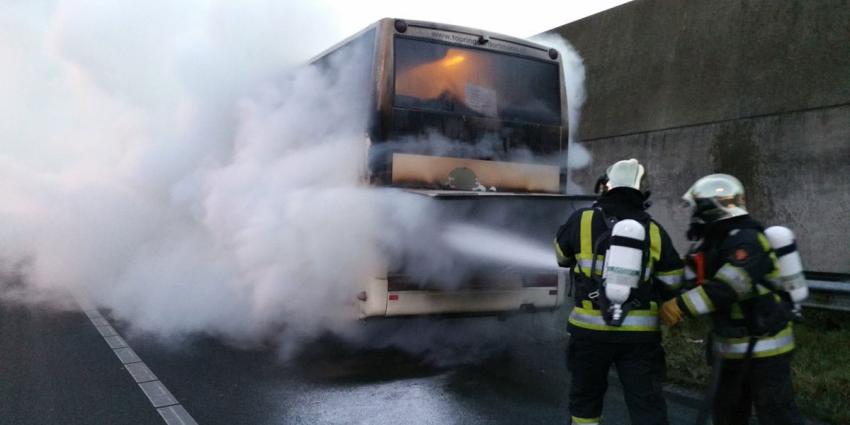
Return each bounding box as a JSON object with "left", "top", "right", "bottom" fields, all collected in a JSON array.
[{"left": 802, "top": 274, "right": 850, "bottom": 312}]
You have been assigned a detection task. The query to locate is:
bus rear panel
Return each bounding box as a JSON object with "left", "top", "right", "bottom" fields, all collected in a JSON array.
[{"left": 309, "top": 19, "right": 591, "bottom": 318}]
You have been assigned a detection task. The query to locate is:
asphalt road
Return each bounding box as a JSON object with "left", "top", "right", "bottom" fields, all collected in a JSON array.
[{"left": 0, "top": 298, "right": 703, "bottom": 425}]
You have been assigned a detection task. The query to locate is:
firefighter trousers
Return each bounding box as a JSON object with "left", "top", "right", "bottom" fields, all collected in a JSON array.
[
  {"left": 713, "top": 353, "right": 803, "bottom": 425},
  {"left": 566, "top": 337, "right": 668, "bottom": 425}
]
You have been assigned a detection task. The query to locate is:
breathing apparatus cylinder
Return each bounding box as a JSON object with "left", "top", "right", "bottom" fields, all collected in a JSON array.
[
  {"left": 764, "top": 226, "right": 808, "bottom": 313},
  {"left": 603, "top": 219, "right": 645, "bottom": 324}
]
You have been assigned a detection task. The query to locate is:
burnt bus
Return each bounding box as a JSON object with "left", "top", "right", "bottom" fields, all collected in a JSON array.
[{"left": 310, "top": 18, "right": 592, "bottom": 318}]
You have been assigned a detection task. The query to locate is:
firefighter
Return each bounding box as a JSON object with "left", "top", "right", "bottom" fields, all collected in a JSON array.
[
  {"left": 660, "top": 173, "right": 804, "bottom": 425},
  {"left": 555, "top": 159, "right": 684, "bottom": 425}
]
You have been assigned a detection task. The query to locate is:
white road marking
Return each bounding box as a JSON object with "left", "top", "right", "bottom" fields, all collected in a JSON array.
[
  {"left": 125, "top": 362, "right": 158, "bottom": 383},
  {"left": 114, "top": 347, "right": 143, "bottom": 364},
  {"left": 90, "top": 316, "right": 110, "bottom": 327},
  {"left": 139, "top": 381, "right": 179, "bottom": 408},
  {"left": 158, "top": 405, "right": 199, "bottom": 425},
  {"left": 103, "top": 335, "right": 129, "bottom": 349},
  {"left": 84, "top": 310, "right": 102, "bottom": 320},
  {"left": 76, "top": 298, "right": 200, "bottom": 425},
  {"left": 95, "top": 324, "right": 119, "bottom": 338}
]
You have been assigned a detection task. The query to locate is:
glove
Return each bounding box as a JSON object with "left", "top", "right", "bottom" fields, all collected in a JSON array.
[{"left": 660, "top": 299, "right": 684, "bottom": 327}]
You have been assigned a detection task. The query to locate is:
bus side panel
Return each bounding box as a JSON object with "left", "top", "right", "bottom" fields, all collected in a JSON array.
[
  {"left": 358, "top": 277, "right": 389, "bottom": 318},
  {"left": 383, "top": 287, "right": 558, "bottom": 317},
  {"left": 358, "top": 195, "right": 593, "bottom": 318}
]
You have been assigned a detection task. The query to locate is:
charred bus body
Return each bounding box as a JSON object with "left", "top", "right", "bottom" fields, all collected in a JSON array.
[{"left": 310, "top": 19, "right": 591, "bottom": 318}]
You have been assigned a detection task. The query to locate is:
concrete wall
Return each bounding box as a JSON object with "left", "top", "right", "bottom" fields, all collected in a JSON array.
[{"left": 546, "top": 0, "right": 850, "bottom": 273}]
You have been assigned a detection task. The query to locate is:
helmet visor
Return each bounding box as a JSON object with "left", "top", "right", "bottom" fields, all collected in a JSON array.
[{"left": 683, "top": 174, "right": 748, "bottom": 222}]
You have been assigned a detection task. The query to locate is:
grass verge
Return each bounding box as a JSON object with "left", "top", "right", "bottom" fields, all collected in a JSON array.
[{"left": 662, "top": 309, "right": 850, "bottom": 424}]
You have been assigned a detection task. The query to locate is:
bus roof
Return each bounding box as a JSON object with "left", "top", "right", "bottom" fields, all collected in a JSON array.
[{"left": 308, "top": 18, "right": 560, "bottom": 64}]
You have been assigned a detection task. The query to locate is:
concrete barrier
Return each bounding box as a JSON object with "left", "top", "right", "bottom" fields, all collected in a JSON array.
[{"left": 545, "top": 0, "right": 850, "bottom": 273}]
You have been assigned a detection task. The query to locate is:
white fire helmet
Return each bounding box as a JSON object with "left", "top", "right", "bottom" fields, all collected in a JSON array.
[
  {"left": 682, "top": 174, "right": 748, "bottom": 223},
  {"left": 604, "top": 158, "right": 647, "bottom": 192}
]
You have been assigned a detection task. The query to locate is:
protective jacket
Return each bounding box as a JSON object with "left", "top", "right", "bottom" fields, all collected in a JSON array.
[
  {"left": 555, "top": 188, "right": 684, "bottom": 343},
  {"left": 674, "top": 215, "right": 794, "bottom": 359}
]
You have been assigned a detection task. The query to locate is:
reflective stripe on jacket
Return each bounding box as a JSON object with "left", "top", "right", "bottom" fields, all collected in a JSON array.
[
  {"left": 559, "top": 209, "right": 681, "bottom": 335},
  {"left": 555, "top": 190, "right": 684, "bottom": 342},
  {"left": 713, "top": 323, "right": 795, "bottom": 359},
  {"left": 571, "top": 209, "right": 662, "bottom": 279},
  {"left": 675, "top": 217, "right": 793, "bottom": 359},
  {"left": 569, "top": 300, "right": 660, "bottom": 332}
]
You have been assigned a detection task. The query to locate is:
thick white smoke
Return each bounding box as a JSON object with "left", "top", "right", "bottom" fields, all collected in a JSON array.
[
  {"left": 532, "top": 34, "right": 591, "bottom": 193},
  {"left": 0, "top": 1, "right": 420, "bottom": 352},
  {"left": 443, "top": 224, "right": 558, "bottom": 272},
  {"left": 0, "top": 3, "right": 580, "bottom": 360}
]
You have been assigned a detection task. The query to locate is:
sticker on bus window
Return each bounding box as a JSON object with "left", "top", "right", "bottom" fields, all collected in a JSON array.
[{"left": 464, "top": 84, "right": 498, "bottom": 117}]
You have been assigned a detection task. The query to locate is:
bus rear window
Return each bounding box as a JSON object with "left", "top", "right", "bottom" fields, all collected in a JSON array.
[{"left": 393, "top": 37, "right": 561, "bottom": 126}]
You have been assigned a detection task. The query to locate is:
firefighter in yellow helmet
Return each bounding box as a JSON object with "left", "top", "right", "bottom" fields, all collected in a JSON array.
[
  {"left": 660, "top": 174, "right": 803, "bottom": 425},
  {"left": 555, "top": 159, "right": 684, "bottom": 425}
]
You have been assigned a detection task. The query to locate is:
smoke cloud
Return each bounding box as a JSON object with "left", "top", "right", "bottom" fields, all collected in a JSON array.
[
  {"left": 1, "top": 0, "right": 390, "bottom": 350},
  {"left": 1, "top": 3, "right": 578, "bottom": 360},
  {"left": 532, "top": 34, "right": 591, "bottom": 192}
]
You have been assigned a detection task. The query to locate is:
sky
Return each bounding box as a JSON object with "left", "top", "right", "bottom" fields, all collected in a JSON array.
[{"left": 319, "top": 0, "right": 632, "bottom": 39}]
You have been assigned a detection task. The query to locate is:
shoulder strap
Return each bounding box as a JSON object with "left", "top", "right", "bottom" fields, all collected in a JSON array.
[
  {"left": 573, "top": 209, "right": 596, "bottom": 278},
  {"left": 648, "top": 221, "right": 662, "bottom": 264},
  {"left": 589, "top": 208, "right": 614, "bottom": 280}
]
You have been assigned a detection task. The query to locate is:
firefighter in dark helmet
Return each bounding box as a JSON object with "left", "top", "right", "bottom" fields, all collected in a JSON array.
[
  {"left": 660, "top": 173, "right": 804, "bottom": 425},
  {"left": 555, "top": 159, "right": 684, "bottom": 425}
]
